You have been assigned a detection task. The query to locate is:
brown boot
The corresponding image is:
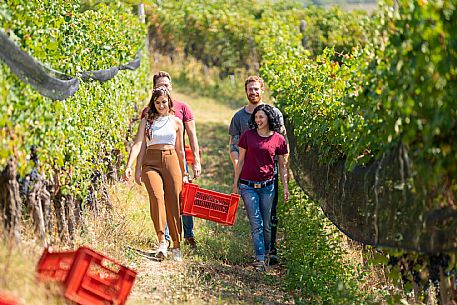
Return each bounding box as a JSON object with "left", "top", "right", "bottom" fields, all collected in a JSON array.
[{"left": 184, "top": 237, "right": 197, "bottom": 249}]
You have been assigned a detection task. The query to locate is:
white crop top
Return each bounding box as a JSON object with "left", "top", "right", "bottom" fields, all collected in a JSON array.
[{"left": 145, "top": 115, "right": 176, "bottom": 146}]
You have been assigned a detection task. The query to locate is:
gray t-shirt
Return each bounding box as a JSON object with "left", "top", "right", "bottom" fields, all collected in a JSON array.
[{"left": 228, "top": 106, "right": 285, "bottom": 151}]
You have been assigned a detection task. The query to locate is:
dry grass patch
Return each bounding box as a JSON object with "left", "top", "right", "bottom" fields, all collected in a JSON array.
[{"left": 0, "top": 237, "right": 67, "bottom": 305}]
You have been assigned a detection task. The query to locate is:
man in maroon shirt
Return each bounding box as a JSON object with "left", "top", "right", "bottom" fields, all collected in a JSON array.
[{"left": 127, "top": 71, "right": 201, "bottom": 249}]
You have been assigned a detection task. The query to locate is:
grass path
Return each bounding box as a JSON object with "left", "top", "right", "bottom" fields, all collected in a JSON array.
[
  {"left": 0, "top": 88, "right": 293, "bottom": 305},
  {"left": 123, "top": 89, "right": 294, "bottom": 304}
]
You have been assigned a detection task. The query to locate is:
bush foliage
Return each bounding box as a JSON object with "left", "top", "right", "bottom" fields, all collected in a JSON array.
[
  {"left": 261, "top": 0, "right": 457, "bottom": 185},
  {"left": 0, "top": 0, "right": 151, "bottom": 199},
  {"left": 278, "top": 182, "right": 372, "bottom": 304}
]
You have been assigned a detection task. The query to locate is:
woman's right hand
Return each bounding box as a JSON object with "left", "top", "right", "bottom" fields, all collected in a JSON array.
[
  {"left": 183, "top": 175, "right": 189, "bottom": 184},
  {"left": 233, "top": 184, "right": 238, "bottom": 194},
  {"left": 124, "top": 167, "right": 133, "bottom": 181}
]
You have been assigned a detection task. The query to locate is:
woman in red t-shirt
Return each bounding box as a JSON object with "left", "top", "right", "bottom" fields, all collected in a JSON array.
[{"left": 233, "top": 104, "right": 289, "bottom": 271}]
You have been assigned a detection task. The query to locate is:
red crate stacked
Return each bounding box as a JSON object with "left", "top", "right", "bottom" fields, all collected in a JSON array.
[
  {"left": 36, "top": 246, "right": 137, "bottom": 305},
  {"left": 184, "top": 145, "right": 202, "bottom": 166},
  {"left": 181, "top": 182, "right": 240, "bottom": 226}
]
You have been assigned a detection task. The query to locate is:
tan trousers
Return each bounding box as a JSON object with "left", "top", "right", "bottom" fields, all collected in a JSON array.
[{"left": 142, "top": 149, "right": 182, "bottom": 247}]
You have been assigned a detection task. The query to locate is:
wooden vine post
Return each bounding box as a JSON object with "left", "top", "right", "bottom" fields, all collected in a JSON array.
[{"left": 0, "top": 159, "right": 22, "bottom": 243}]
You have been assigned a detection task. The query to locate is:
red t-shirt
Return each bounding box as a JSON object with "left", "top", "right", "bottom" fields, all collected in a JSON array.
[
  {"left": 238, "top": 129, "right": 288, "bottom": 182},
  {"left": 141, "top": 99, "right": 194, "bottom": 122}
]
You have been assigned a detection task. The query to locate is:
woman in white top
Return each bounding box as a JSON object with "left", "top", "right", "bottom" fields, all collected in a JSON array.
[{"left": 125, "top": 86, "right": 188, "bottom": 261}]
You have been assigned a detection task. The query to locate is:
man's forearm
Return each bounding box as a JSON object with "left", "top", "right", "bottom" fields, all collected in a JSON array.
[
  {"left": 230, "top": 151, "right": 239, "bottom": 171},
  {"left": 189, "top": 138, "right": 200, "bottom": 164},
  {"left": 229, "top": 135, "right": 238, "bottom": 169},
  {"left": 185, "top": 120, "right": 201, "bottom": 163}
]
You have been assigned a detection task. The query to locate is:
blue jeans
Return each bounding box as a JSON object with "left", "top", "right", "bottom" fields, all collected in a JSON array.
[
  {"left": 240, "top": 181, "right": 275, "bottom": 261},
  {"left": 164, "top": 215, "right": 194, "bottom": 241}
]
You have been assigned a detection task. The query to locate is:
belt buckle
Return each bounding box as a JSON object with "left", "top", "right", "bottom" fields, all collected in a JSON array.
[{"left": 254, "top": 183, "right": 261, "bottom": 189}]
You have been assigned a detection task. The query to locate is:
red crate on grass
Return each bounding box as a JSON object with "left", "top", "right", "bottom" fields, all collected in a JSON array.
[
  {"left": 0, "top": 292, "right": 19, "bottom": 305},
  {"left": 181, "top": 182, "right": 240, "bottom": 225},
  {"left": 37, "top": 248, "right": 76, "bottom": 283},
  {"left": 185, "top": 145, "right": 202, "bottom": 166},
  {"left": 36, "top": 246, "right": 137, "bottom": 305}
]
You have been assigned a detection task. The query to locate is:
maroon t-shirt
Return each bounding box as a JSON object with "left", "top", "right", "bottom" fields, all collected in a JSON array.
[
  {"left": 141, "top": 99, "right": 194, "bottom": 122},
  {"left": 238, "top": 129, "right": 288, "bottom": 182}
]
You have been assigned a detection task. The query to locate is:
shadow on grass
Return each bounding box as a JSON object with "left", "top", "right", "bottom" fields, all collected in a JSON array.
[{"left": 186, "top": 260, "right": 293, "bottom": 305}]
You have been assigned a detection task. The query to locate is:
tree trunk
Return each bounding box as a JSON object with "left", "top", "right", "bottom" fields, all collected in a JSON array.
[
  {"left": 27, "top": 178, "right": 49, "bottom": 246},
  {"left": 0, "top": 159, "right": 22, "bottom": 243},
  {"left": 65, "top": 194, "right": 76, "bottom": 241},
  {"left": 53, "top": 193, "right": 69, "bottom": 242}
]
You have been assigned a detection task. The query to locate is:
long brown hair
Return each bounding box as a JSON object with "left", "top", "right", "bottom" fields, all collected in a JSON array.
[{"left": 146, "top": 86, "right": 174, "bottom": 123}]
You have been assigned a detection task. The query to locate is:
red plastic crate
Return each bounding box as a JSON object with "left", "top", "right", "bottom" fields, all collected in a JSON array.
[
  {"left": 36, "top": 247, "right": 137, "bottom": 305},
  {"left": 0, "top": 292, "right": 19, "bottom": 305},
  {"left": 36, "top": 248, "right": 75, "bottom": 283},
  {"left": 185, "top": 145, "right": 202, "bottom": 166},
  {"left": 181, "top": 183, "right": 240, "bottom": 225}
]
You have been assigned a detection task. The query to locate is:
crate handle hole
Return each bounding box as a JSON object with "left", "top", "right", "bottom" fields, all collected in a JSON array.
[{"left": 100, "top": 259, "right": 120, "bottom": 273}]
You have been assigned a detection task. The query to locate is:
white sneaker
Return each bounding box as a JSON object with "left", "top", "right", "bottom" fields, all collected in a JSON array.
[
  {"left": 172, "top": 248, "right": 182, "bottom": 262},
  {"left": 156, "top": 240, "right": 168, "bottom": 259}
]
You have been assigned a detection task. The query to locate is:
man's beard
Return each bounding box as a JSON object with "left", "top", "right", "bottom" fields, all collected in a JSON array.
[{"left": 248, "top": 95, "right": 261, "bottom": 104}]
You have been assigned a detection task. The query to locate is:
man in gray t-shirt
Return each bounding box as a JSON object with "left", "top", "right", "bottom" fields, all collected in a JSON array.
[
  {"left": 228, "top": 75, "right": 288, "bottom": 265},
  {"left": 228, "top": 76, "right": 286, "bottom": 164}
]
